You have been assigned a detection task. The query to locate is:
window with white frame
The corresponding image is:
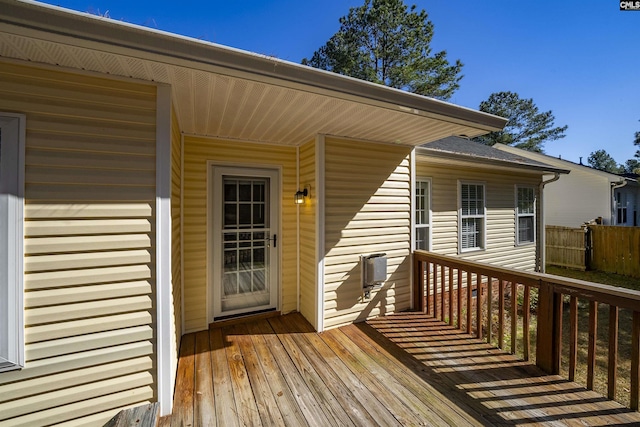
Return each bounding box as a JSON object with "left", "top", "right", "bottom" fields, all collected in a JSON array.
[
  {"left": 616, "top": 191, "right": 627, "bottom": 225},
  {"left": 0, "top": 114, "right": 25, "bottom": 372},
  {"left": 415, "top": 179, "right": 431, "bottom": 250},
  {"left": 516, "top": 186, "right": 536, "bottom": 245},
  {"left": 459, "top": 182, "right": 485, "bottom": 252}
]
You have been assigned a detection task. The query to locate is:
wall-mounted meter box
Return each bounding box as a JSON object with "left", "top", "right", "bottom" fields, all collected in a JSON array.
[{"left": 362, "top": 253, "right": 387, "bottom": 288}]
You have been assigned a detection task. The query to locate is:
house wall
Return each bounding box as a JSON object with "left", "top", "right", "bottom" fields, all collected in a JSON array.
[
  {"left": 417, "top": 161, "right": 541, "bottom": 271},
  {"left": 494, "top": 145, "right": 614, "bottom": 227},
  {"left": 323, "top": 137, "right": 412, "bottom": 330},
  {"left": 298, "top": 140, "right": 317, "bottom": 328},
  {"left": 182, "top": 136, "right": 298, "bottom": 332},
  {"left": 0, "top": 63, "right": 157, "bottom": 425}
]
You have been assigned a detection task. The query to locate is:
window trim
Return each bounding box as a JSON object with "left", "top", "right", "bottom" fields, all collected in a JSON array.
[
  {"left": 458, "top": 181, "right": 486, "bottom": 254},
  {"left": 515, "top": 185, "right": 536, "bottom": 246},
  {"left": 414, "top": 177, "right": 432, "bottom": 251},
  {"left": 0, "top": 113, "right": 25, "bottom": 373}
]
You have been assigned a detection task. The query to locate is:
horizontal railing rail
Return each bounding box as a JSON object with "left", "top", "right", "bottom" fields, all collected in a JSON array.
[{"left": 413, "top": 250, "right": 640, "bottom": 411}]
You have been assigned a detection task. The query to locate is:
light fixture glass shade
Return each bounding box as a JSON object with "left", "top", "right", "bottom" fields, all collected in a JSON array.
[{"left": 294, "top": 188, "right": 308, "bottom": 204}]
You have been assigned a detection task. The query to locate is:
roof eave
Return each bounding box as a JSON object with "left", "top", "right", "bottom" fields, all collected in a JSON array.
[{"left": 2, "top": 0, "right": 506, "bottom": 134}]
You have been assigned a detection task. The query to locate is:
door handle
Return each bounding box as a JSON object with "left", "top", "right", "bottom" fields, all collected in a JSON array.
[{"left": 266, "top": 234, "right": 277, "bottom": 248}]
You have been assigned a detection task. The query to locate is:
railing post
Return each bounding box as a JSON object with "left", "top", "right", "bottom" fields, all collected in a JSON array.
[
  {"left": 413, "top": 256, "right": 425, "bottom": 312},
  {"left": 536, "top": 280, "right": 561, "bottom": 374}
]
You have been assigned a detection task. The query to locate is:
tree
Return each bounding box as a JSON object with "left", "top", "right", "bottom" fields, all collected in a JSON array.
[
  {"left": 301, "top": 0, "right": 463, "bottom": 100},
  {"left": 635, "top": 130, "right": 640, "bottom": 158},
  {"left": 473, "top": 91, "right": 568, "bottom": 152},
  {"left": 623, "top": 158, "right": 640, "bottom": 174},
  {"left": 587, "top": 149, "right": 622, "bottom": 173}
]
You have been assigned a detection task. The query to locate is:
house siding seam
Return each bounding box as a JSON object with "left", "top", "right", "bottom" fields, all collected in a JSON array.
[
  {"left": 0, "top": 62, "right": 157, "bottom": 425},
  {"left": 417, "top": 162, "right": 539, "bottom": 271},
  {"left": 323, "top": 137, "right": 412, "bottom": 330},
  {"left": 298, "top": 139, "right": 317, "bottom": 329},
  {"left": 182, "top": 136, "right": 297, "bottom": 332}
]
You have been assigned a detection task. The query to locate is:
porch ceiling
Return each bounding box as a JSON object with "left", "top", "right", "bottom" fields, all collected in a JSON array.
[{"left": 0, "top": 0, "right": 507, "bottom": 147}]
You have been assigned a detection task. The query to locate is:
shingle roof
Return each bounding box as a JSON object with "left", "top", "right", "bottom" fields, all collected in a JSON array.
[{"left": 418, "top": 136, "right": 566, "bottom": 172}]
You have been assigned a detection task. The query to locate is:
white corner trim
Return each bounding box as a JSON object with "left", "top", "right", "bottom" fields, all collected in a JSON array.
[
  {"left": 315, "top": 135, "right": 325, "bottom": 332},
  {"left": 409, "top": 149, "right": 416, "bottom": 309},
  {"left": 0, "top": 113, "right": 25, "bottom": 373},
  {"left": 155, "top": 85, "right": 173, "bottom": 416}
]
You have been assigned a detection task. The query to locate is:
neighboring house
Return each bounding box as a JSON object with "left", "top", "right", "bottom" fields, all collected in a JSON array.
[
  {"left": 0, "top": 1, "right": 569, "bottom": 424},
  {"left": 495, "top": 144, "right": 640, "bottom": 227},
  {"left": 415, "top": 137, "right": 568, "bottom": 272}
]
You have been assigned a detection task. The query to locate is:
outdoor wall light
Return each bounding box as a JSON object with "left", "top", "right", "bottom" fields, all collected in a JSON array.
[{"left": 294, "top": 188, "right": 308, "bottom": 205}]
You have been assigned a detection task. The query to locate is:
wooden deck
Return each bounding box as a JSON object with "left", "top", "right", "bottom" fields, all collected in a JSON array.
[{"left": 160, "top": 312, "right": 640, "bottom": 426}]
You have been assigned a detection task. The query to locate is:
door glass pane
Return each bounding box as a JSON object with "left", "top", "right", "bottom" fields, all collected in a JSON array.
[{"left": 220, "top": 175, "right": 272, "bottom": 313}]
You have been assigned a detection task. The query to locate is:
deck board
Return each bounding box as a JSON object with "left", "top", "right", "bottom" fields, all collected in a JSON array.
[{"left": 165, "top": 312, "right": 640, "bottom": 426}]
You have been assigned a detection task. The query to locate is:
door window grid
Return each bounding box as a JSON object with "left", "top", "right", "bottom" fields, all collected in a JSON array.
[{"left": 221, "top": 177, "right": 270, "bottom": 311}]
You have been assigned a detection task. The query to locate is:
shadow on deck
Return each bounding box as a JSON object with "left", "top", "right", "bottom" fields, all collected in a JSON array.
[{"left": 160, "top": 312, "right": 640, "bottom": 426}]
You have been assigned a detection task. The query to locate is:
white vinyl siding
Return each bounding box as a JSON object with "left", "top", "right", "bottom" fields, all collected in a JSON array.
[
  {"left": 323, "top": 137, "right": 412, "bottom": 329},
  {"left": 516, "top": 186, "right": 536, "bottom": 245},
  {"left": 0, "top": 63, "right": 157, "bottom": 425},
  {"left": 415, "top": 178, "right": 431, "bottom": 251},
  {"left": 0, "top": 113, "right": 25, "bottom": 373},
  {"left": 459, "top": 182, "right": 485, "bottom": 252}
]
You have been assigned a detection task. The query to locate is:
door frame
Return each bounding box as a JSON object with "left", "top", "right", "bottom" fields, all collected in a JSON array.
[{"left": 206, "top": 162, "right": 282, "bottom": 323}]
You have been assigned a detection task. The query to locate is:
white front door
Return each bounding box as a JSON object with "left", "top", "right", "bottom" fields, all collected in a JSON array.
[{"left": 211, "top": 166, "right": 279, "bottom": 320}]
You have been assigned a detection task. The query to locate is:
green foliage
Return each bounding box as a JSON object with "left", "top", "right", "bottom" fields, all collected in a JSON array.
[
  {"left": 587, "top": 149, "right": 623, "bottom": 173},
  {"left": 473, "top": 91, "right": 567, "bottom": 152},
  {"left": 623, "top": 158, "right": 640, "bottom": 174},
  {"left": 301, "top": 0, "right": 463, "bottom": 100},
  {"left": 635, "top": 130, "right": 640, "bottom": 158}
]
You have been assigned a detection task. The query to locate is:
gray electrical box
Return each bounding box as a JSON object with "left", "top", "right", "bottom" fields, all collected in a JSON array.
[{"left": 362, "top": 253, "right": 387, "bottom": 288}]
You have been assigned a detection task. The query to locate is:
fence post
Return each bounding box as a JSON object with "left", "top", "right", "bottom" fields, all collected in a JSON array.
[
  {"left": 536, "top": 280, "right": 562, "bottom": 374},
  {"left": 585, "top": 225, "right": 592, "bottom": 271}
]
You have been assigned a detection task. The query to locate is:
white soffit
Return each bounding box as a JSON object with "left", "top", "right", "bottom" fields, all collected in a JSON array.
[{"left": 0, "top": 1, "right": 505, "bottom": 147}]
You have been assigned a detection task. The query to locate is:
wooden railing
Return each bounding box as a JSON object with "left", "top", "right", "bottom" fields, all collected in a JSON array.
[{"left": 413, "top": 250, "right": 640, "bottom": 410}]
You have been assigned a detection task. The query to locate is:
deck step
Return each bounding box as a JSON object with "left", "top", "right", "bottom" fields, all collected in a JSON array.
[{"left": 103, "top": 403, "right": 158, "bottom": 427}]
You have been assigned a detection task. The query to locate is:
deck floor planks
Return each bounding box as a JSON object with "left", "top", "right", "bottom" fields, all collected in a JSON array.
[
  {"left": 367, "top": 312, "right": 640, "bottom": 426},
  {"left": 222, "top": 323, "right": 263, "bottom": 426},
  {"left": 267, "top": 316, "right": 357, "bottom": 427},
  {"left": 208, "top": 327, "right": 239, "bottom": 427},
  {"left": 167, "top": 311, "right": 640, "bottom": 426},
  {"left": 194, "top": 330, "right": 216, "bottom": 427},
  {"left": 338, "top": 323, "right": 484, "bottom": 426},
  {"left": 229, "top": 322, "right": 286, "bottom": 426},
  {"left": 171, "top": 333, "right": 195, "bottom": 427},
  {"left": 244, "top": 320, "right": 311, "bottom": 427},
  {"left": 276, "top": 313, "right": 393, "bottom": 426}
]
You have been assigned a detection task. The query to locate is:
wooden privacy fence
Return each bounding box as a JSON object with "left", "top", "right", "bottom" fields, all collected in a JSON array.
[
  {"left": 546, "top": 226, "right": 587, "bottom": 270},
  {"left": 413, "top": 250, "right": 640, "bottom": 410},
  {"left": 590, "top": 225, "right": 640, "bottom": 278}
]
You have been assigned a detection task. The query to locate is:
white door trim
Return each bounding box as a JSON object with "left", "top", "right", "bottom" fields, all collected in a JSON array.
[{"left": 207, "top": 164, "right": 281, "bottom": 322}]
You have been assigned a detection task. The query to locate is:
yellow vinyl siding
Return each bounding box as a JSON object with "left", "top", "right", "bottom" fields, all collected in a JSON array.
[
  {"left": 417, "top": 161, "right": 540, "bottom": 271},
  {"left": 182, "top": 136, "right": 297, "bottom": 332},
  {"left": 298, "top": 140, "right": 317, "bottom": 328},
  {"left": 323, "top": 137, "right": 412, "bottom": 330},
  {"left": 0, "top": 63, "right": 156, "bottom": 426}
]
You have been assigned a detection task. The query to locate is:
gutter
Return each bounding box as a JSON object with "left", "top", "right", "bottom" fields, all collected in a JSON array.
[
  {"left": 538, "top": 173, "right": 561, "bottom": 273},
  {"left": 611, "top": 179, "right": 628, "bottom": 225}
]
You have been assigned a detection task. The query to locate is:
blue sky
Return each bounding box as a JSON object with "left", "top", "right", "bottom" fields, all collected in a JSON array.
[{"left": 40, "top": 0, "right": 640, "bottom": 165}]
